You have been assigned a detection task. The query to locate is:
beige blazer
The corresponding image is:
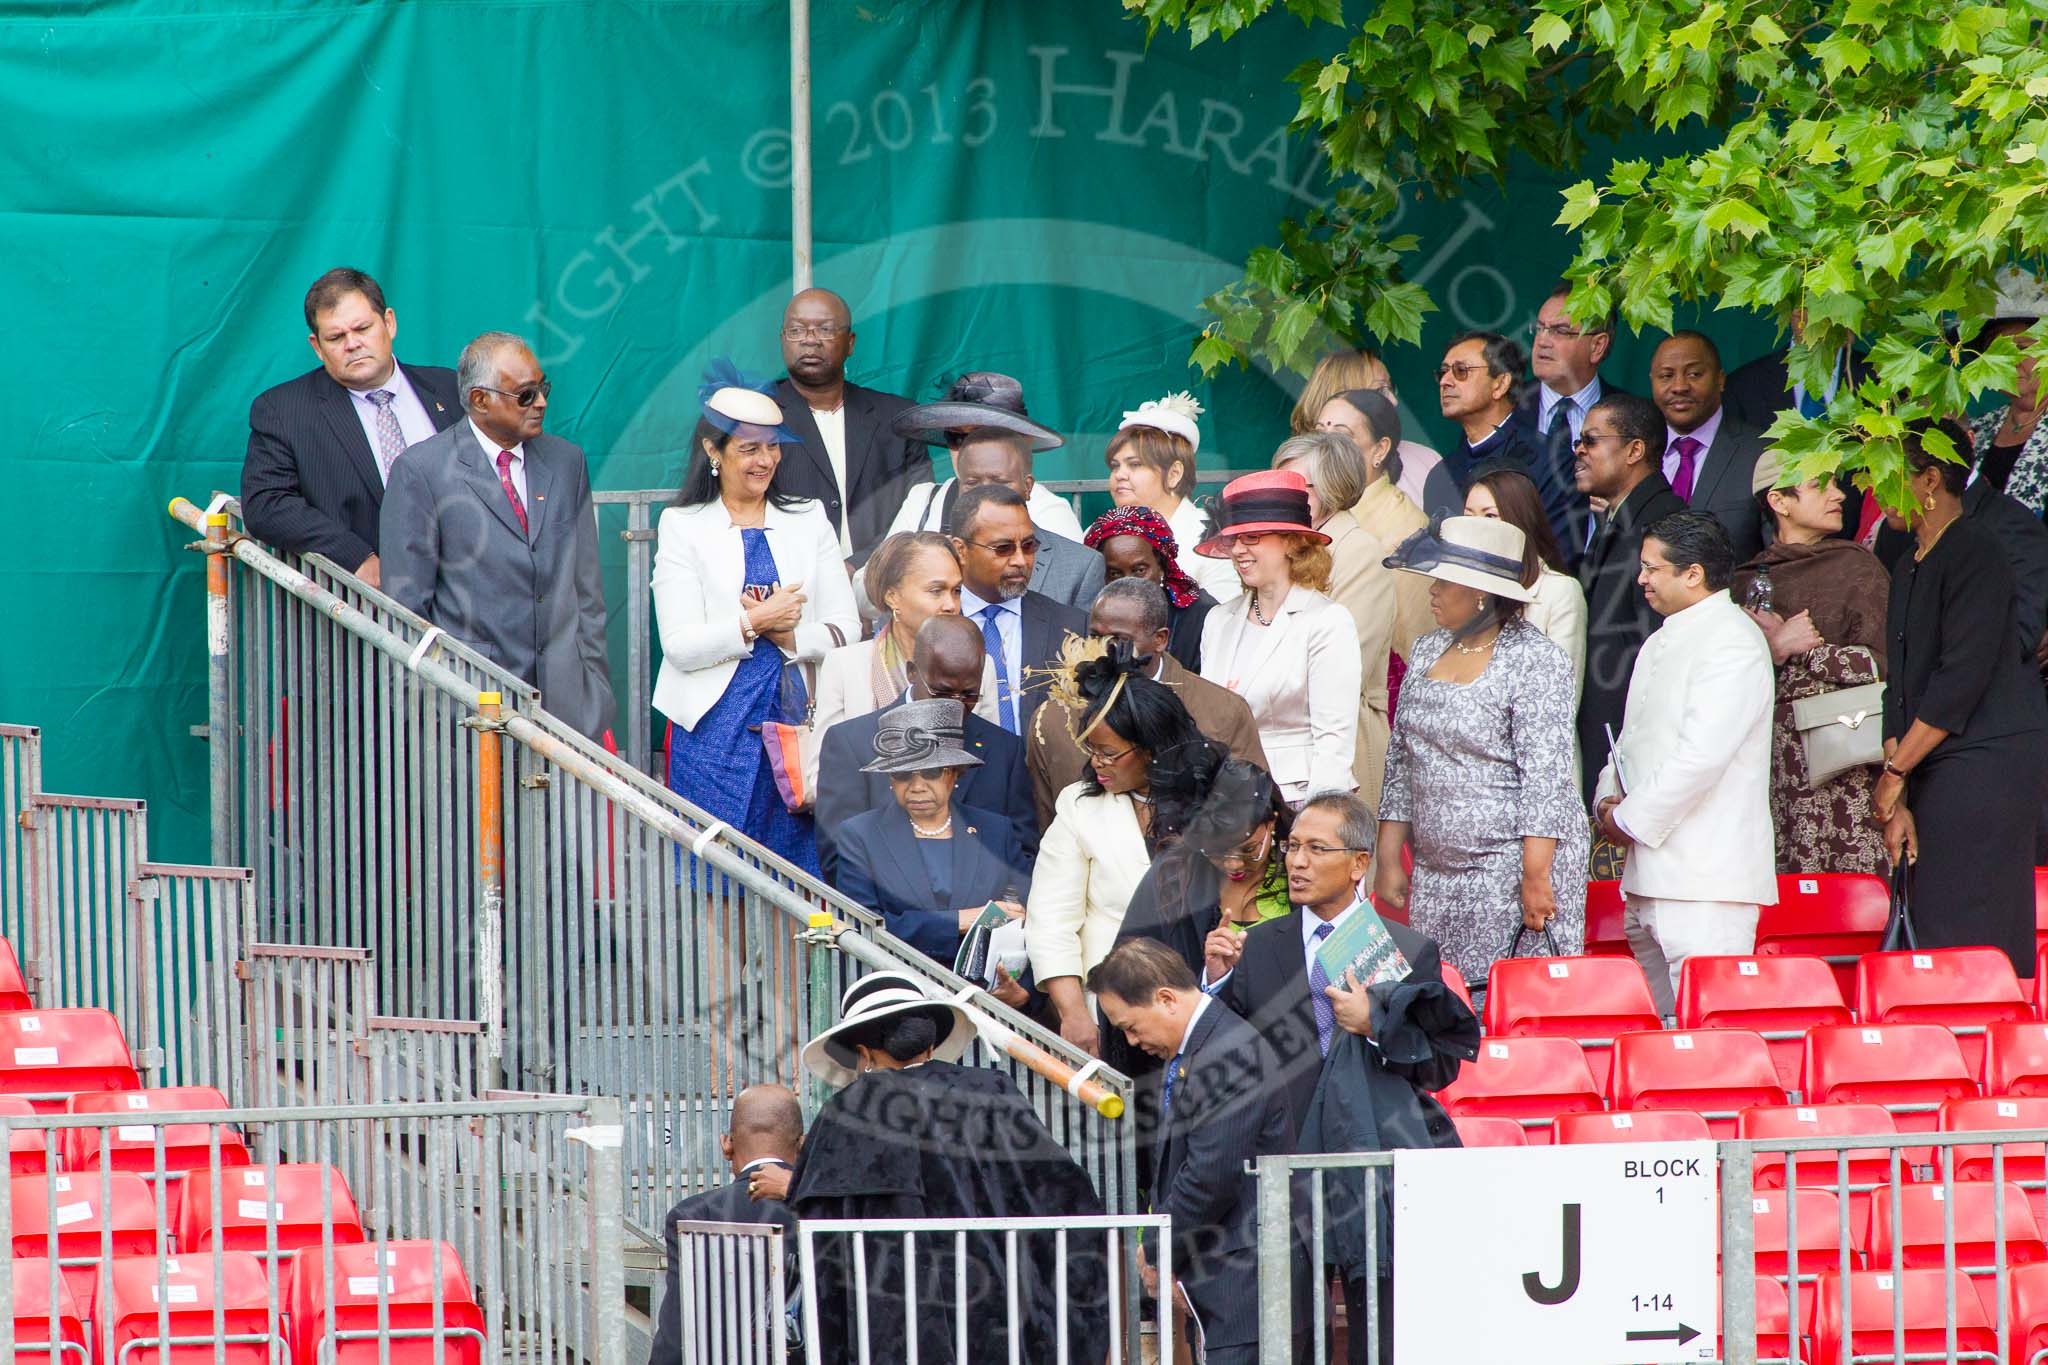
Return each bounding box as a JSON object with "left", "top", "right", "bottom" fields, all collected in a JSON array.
[
  {"left": 1528, "top": 568, "right": 1588, "bottom": 704},
  {"left": 1200, "top": 587, "right": 1362, "bottom": 805},
  {"left": 1350, "top": 479, "right": 1433, "bottom": 657},
  {"left": 1320, "top": 509, "right": 1398, "bottom": 808},
  {"left": 1024, "top": 782, "right": 1150, "bottom": 983}
]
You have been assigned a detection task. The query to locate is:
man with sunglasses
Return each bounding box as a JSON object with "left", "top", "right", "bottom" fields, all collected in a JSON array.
[
  {"left": 241, "top": 267, "right": 462, "bottom": 588},
  {"left": 380, "top": 331, "right": 616, "bottom": 743},
  {"left": 947, "top": 483, "right": 1087, "bottom": 737}
]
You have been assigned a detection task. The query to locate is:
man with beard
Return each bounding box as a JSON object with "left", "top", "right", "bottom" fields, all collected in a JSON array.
[
  {"left": 771, "top": 288, "right": 928, "bottom": 562},
  {"left": 788, "top": 973, "right": 1109, "bottom": 1364}
]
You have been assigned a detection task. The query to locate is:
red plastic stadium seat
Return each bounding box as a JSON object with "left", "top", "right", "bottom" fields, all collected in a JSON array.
[
  {"left": 1676, "top": 954, "right": 1851, "bottom": 1092},
  {"left": 286, "top": 1240, "right": 486, "bottom": 1365},
  {"left": 1803, "top": 1023, "right": 1979, "bottom": 1132},
  {"left": 93, "top": 1252, "right": 281, "bottom": 1365},
  {"left": 0, "top": 939, "right": 29, "bottom": 1012},
  {"left": 8, "top": 1260, "right": 87, "bottom": 1363},
  {"left": 1449, "top": 1115, "right": 1527, "bottom": 1148},
  {"left": 1437, "top": 1037, "right": 1603, "bottom": 1144},
  {"left": 1984, "top": 1021, "right": 2048, "bottom": 1097},
  {"left": 1865, "top": 1181, "right": 2047, "bottom": 1287},
  {"left": 1943, "top": 1096, "right": 2048, "bottom": 1193},
  {"left": 175, "top": 1163, "right": 366, "bottom": 1259},
  {"left": 1857, "top": 948, "right": 2030, "bottom": 1075},
  {"left": 1484, "top": 956, "right": 1661, "bottom": 1092},
  {"left": 0, "top": 1009, "right": 140, "bottom": 1112},
  {"left": 1439, "top": 961, "right": 1473, "bottom": 1014},
  {"left": 2034, "top": 868, "right": 2048, "bottom": 958},
  {"left": 1746, "top": 1187, "right": 1850, "bottom": 1281},
  {"left": 1610, "top": 1029, "right": 1786, "bottom": 1138},
  {"left": 0, "top": 1094, "right": 56, "bottom": 1175},
  {"left": 1811, "top": 1268, "right": 1999, "bottom": 1363},
  {"left": 2003, "top": 1260, "right": 2048, "bottom": 1365},
  {"left": 1753, "top": 873, "right": 1891, "bottom": 998},
  {"left": 1726, "top": 1273, "right": 1794, "bottom": 1362},
  {"left": 1554, "top": 1108, "right": 1711, "bottom": 1146},
  {"left": 64, "top": 1087, "right": 251, "bottom": 1179},
  {"left": 1584, "top": 880, "right": 1629, "bottom": 956},
  {"left": 7, "top": 1171, "right": 159, "bottom": 1302},
  {"left": 2035, "top": 943, "right": 2048, "bottom": 1019},
  {"left": 1739, "top": 1104, "right": 1908, "bottom": 1226}
]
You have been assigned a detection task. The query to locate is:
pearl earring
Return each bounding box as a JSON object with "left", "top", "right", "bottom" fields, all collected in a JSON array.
[{"left": 710, "top": 459, "right": 721, "bottom": 477}]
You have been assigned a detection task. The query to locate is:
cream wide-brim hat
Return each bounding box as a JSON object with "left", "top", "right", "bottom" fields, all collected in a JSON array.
[{"left": 1383, "top": 515, "right": 1539, "bottom": 603}]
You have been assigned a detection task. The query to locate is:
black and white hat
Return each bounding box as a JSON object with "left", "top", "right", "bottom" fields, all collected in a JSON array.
[{"left": 799, "top": 971, "right": 977, "bottom": 1088}]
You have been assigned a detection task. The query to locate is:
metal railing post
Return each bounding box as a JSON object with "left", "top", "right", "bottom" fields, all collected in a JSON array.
[
  {"left": 201, "top": 509, "right": 236, "bottom": 870},
  {"left": 621, "top": 500, "right": 655, "bottom": 775},
  {"left": 471, "top": 692, "right": 506, "bottom": 1090},
  {"left": 1720, "top": 1141, "right": 1758, "bottom": 1365},
  {"left": 1257, "top": 1154, "right": 1294, "bottom": 1365},
  {"left": 574, "top": 1096, "right": 628, "bottom": 1365}
]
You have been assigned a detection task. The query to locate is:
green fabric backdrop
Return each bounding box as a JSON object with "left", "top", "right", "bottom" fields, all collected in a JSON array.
[{"left": 0, "top": 0, "right": 1773, "bottom": 861}]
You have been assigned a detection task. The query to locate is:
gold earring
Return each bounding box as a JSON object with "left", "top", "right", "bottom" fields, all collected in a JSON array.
[{"left": 1922, "top": 494, "right": 1935, "bottom": 511}]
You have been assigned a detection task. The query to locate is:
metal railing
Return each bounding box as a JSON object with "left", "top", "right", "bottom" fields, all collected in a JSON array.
[
  {"left": 0, "top": 1094, "right": 627, "bottom": 1364},
  {"left": 1250, "top": 1127, "right": 2048, "bottom": 1365},
  {"left": 167, "top": 497, "right": 1138, "bottom": 1241},
  {"left": 593, "top": 469, "right": 1247, "bottom": 775},
  {"left": 671, "top": 1220, "right": 787, "bottom": 1365}
]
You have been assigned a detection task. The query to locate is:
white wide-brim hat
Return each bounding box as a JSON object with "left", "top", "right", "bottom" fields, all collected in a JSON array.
[
  {"left": 1383, "top": 515, "right": 1538, "bottom": 603},
  {"left": 799, "top": 971, "right": 977, "bottom": 1089}
]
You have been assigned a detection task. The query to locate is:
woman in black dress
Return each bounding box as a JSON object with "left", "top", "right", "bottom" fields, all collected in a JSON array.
[{"left": 1876, "top": 418, "right": 2048, "bottom": 971}]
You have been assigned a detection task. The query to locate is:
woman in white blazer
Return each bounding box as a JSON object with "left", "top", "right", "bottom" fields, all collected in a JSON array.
[
  {"left": 809, "top": 532, "right": 1001, "bottom": 756},
  {"left": 1196, "top": 470, "right": 1362, "bottom": 807},
  {"left": 1026, "top": 648, "right": 1210, "bottom": 1057},
  {"left": 652, "top": 383, "right": 859, "bottom": 874},
  {"left": 1464, "top": 465, "right": 1588, "bottom": 701}
]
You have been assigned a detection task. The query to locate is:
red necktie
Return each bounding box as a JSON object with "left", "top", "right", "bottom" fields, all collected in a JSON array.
[
  {"left": 1670, "top": 435, "right": 1701, "bottom": 502},
  {"left": 494, "top": 449, "right": 530, "bottom": 536}
]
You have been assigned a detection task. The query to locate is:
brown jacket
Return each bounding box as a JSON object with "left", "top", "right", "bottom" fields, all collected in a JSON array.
[{"left": 1026, "top": 653, "right": 1268, "bottom": 831}]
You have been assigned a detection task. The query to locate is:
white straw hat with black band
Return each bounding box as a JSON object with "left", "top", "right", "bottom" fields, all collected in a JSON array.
[
  {"left": 800, "top": 971, "right": 977, "bottom": 1088},
  {"left": 1382, "top": 515, "right": 1538, "bottom": 603}
]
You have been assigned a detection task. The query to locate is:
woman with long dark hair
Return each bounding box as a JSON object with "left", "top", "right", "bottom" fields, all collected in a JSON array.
[
  {"left": 1024, "top": 640, "right": 1209, "bottom": 1056},
  {"left": 1464, "top": 462, "right": 1587, "bottom": 697},
  {"left": 652, "top": 376, "right": 857, "bottom": 872}
]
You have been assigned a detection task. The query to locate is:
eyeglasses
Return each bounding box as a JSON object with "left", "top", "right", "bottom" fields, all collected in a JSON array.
[
  {"left": 1205, "top": 830, "right": 1272, "bottom": 870},
  {"left": 960, "top": 537, "right": 1041, "bottom": 557},
  {"left": 1528, "top": 320, "right": 1606, "bottom": 340},
  {"left": 923, "top": 686, "right": 979, "bottom": 707},
  {"left": 886, "top": 767, "right": 951, "bottom": 783},
  {"left": 1436, "top": 362, "right": 1486, "bottom": 381},
  {"left": 1084, "top": 743, "right": 1139, "bottom": 766},
  {"left": 475, "top": 380, "right": 552, "bottom": 408},
  {"left": 1279, "top": 839, "right": 1367, "bottom": 859},
  {"left": 1571, "top": 431, "right": 1622, "bottom": 450},
  {"left": 781, "top": 322, "right": 847, "bottom": 341}
]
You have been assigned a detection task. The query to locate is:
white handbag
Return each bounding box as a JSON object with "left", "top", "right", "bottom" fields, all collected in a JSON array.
[{"left": 1789, "top": 680, "right": 1886, "bottom": 787}]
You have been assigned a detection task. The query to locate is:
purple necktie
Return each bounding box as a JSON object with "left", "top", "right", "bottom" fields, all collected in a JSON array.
[
  {"left": 1308, "top": 921, "right": 1336, "bottom": 1057},
  {"left": 1670, "top": 435, "right": 1702, "bottom": 502}
]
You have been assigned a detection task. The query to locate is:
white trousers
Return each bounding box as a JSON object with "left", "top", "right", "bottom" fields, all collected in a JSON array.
[{"left": 1623, "top": 894, "right": 1761, "bottom": 1017}]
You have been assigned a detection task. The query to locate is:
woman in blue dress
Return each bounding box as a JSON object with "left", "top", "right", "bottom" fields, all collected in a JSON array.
[{"left": 651, "top": 376, "right": 859, "bottom": 875}]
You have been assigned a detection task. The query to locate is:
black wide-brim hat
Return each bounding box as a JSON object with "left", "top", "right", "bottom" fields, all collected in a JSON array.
[{"left": 891, "top": 372, "right": 1065, "bottom": 451}]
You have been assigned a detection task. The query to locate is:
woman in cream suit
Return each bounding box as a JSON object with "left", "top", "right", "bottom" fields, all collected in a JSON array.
[
  {"left": 1026, "top": 646, "right": 1209, "bottom": 1057},
  {"left": 1272, "top": 431, "right": 1398, "bottom": 807},
  {"left": 1197, "top": 470, "right": 1363, "bottom": 807},
  {"left": 809, "top": 531, "right": 1000, "bottom": 749},
  {"left": 652, "top": 383, "right": 859, "bottom": 873},
  {"left": 1315, "top": 389, "right": 1434, "bottom": 658},
  {"left": 1464, "top": 464, "right": 1588, "bottom": 699}
]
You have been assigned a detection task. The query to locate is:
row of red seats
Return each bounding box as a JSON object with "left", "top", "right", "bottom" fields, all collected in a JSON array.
[
  {"left": 1731, "top": 1265, "right": 2048, "bottom": 1365},
  {"left": 5, "top": 1086, "right": 252, "bottom": 1176},
  {"left": 11, "top": 1244, "right": 483, "bottom": 1365},
  {"left": 0, "top": 1006, "right": 141, "bottom": 1111},
  {"left": 1440, "top": 1022, "right": 2040, "bottom": 1139}
]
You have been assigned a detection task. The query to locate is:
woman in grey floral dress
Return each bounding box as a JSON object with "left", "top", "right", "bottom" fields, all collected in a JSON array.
[{"left": 1374, "top": 515, "right": 1590, "bottom": 991}]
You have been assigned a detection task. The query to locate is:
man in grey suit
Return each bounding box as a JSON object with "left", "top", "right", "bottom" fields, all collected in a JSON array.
[
  {"left": 380, "top": 332, "right": 617, "bottom": 742},
  {"left": 1651, "top": 330, "right": 1768, "bottom": 564}
]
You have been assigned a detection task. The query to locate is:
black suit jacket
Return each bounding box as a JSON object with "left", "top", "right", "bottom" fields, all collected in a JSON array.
[
  {"left": 1151, "top": 1000, "right": 1295, "bottom": 1349},
  {"left": 1216, "top": 911, "right": 1446, "bottom": 1138},
  {"left": 771, "top": 378, "right": 929, "bottom": 561},
  {"left": 1012, "top": 591, "right": 1088, "bottom": 732},
  {"left": 1723, "top": 347, "right": 1873, "bottom": 544},
  {"left": 813, "top": 700, "right": 1037, "bottom": 871},
  {"left": 241, "top": 363, "right": 460, "bottom": 567},
  {"left": 1577, "top": 472, "right": 1687, "bottom": 800},
  {"left": 1514, "top": 378, "right": 1632, "bottom": 568},
  {"left": 1684, "top": 409, "right": 1768, "bottom": 564},
  {"left": 825, "top": 801, "right": 1032, "bottom": 963},
  {"left": 649, "top": 1166, "right": 798, "bottom": 1365}
]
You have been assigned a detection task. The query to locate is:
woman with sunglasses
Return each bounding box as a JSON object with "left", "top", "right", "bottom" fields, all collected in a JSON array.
[
  {"left": 1026, "top": 642, "right": 1210, "bottom": 1057},
  {"left": 827, "top": 700, "right": 1032, "bottom": 1008}
]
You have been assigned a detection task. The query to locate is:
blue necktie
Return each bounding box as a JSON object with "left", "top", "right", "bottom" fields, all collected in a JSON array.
[
  {"left": 1161, "top": 1053, "right": 1183, "bottom": 1128},
  {"left": 1307, "top": 921, "right": 1336, "bottom": 1057},
  {"left": 979, "top": 603, "right": 1018, "bottom": 732},
  {"left": 1797, "top": 387, "right": 1828, "bottom": 420}
]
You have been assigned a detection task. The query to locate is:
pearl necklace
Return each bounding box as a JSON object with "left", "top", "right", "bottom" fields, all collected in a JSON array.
[
  {"left": 910, "top": 815, "right": 953, "bottom": 839},
  {"left": 1452, "top": 631, "right": 1500, "bottom": 656}
]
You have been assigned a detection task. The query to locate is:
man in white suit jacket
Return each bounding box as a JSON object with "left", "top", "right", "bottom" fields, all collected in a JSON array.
[{"left": 1595, "top": 509, "right": 1776, "bottom": 1015}]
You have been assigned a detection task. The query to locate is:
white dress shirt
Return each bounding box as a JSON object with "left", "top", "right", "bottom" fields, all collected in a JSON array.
[
  {"left": 1170, "top": 992, "right": 1213, "bottom": 1061},
  {"left": 1167, "top": 497, "right": 1243, "bottom": 603},
  {"left": 1536, "top": 375, "right": 1603, "bottom": 443},
  {"left": 811, "top": 404, "right": 851, "bottom": 554},
  {"left": 960, "top": 584, "right": 1023, "bottom": 718},
  {"left": 1661, "top": 405, "right": 1724, "bottom": 494},
  {"left": 349, "top": 365, "right": 438, "bottom": 482},
  {"left": 468, "top": 419, "right": 529, "bottom": 507}
]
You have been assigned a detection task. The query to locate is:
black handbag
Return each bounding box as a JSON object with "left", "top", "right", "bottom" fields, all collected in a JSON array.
[
  {"left": 1880, "top": 860, "right": 1918, "bottom": 953},
  {"left": 1501, "top": 923, "right": 1564, "bottom": 959}
]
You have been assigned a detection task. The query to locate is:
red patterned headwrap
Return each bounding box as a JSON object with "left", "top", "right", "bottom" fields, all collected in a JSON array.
[{"left": 1084, "top": 505, "right": 1201, "bottom": 609}]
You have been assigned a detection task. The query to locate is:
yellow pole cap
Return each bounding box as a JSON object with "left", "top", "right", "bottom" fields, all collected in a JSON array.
[
  {"left": 1096, "top": 1093, "right": 1126, "bottom": 1120},
  {"left": 808, "top": 912, "right": 835, "bottom": 929},
  {"left": 206, "top": 513, "right": 229, "bottom": 527},
  {"left": 477, "top": 691, "right": 502, "bottom": 706}
]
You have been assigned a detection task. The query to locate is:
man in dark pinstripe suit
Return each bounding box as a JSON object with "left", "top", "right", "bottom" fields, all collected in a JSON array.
[{"left": 240, "top": 267, "right": 460, "bottom": 587}]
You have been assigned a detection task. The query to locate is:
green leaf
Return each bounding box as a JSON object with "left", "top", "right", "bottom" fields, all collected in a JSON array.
[
  {"left": 1528, "top": 11, "right": 1571, "bottom": 52},
  {"left": 1556, "top": 179, "right": 1603, "bottom": 228},
  {"left": 1812, "top": 34, "right": 1874, "bottom": 81},
  {"left": 1268, "top": 298, "right": 1321, "bottom": 363},
  {"left": 1749, "top": 13, "right": 1790, "bottom": 44},
  {"left": 1362, "top": 280, "right": 1435, "bottom": 344},
  {"left": 1702, "top": 198, "right": 1770, "bottom": 239},
  {"left": 1189, "top": 333, "right": 1240, "bottom": 375}
]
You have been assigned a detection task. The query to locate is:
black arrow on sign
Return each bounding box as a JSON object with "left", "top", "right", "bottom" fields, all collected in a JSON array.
[{"left": 1625, "top": 1324, "right": 1701, "bottom": 1346}]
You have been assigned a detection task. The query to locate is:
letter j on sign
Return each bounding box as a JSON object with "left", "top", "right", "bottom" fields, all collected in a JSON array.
[{"left": 1393, "top": 1141, "right": 1717, "bottom": 1363}]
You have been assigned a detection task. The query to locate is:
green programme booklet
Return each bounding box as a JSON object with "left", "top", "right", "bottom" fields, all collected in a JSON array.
[{"left": 1313, "top": 899, "right": 1412, "bottom": 988}]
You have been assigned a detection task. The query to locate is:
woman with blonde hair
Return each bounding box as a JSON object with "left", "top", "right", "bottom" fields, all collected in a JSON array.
[
  {"left": 1196, "top": 469, "right": 1363, "bottom": 806},
  {"left": 1104, "top": 392, "right": 1242, "bottom": 601},
  {"left": 1293, "top": 348, "right": 1458, "bottom": 515}
]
